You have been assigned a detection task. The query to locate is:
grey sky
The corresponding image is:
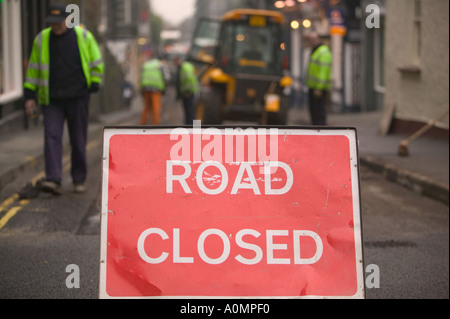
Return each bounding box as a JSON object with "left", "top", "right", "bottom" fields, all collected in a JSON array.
[{"left": 151, "top": 0, "right": 196, "bottom": 25}]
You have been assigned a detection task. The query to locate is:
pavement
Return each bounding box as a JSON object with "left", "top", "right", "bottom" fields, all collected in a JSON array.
[
  {"left": 291, "top": 106, "right": 449, "bottom": 205},
  {"left": 0, "top": 100, "right": 448, "bottom": 206}
]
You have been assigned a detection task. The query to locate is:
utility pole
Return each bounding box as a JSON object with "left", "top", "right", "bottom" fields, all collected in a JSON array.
[
  {"left": 259, "top": 0, "right": 266, "bottom": 9},
  {"left": 247, "top": 0, "right": 265, "bottom": 9}
]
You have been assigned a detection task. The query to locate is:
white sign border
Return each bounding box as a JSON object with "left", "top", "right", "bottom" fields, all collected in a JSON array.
[{"left": 99, "top": 126, "right": 365, "bottom": 299}]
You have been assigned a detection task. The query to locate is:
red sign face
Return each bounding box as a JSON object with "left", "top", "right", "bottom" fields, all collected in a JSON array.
[{"left": 100, "top": 127, "right": 364, "bottom": 298}]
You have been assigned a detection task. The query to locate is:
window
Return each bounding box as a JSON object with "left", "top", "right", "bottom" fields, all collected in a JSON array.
[
  {"left": 412, "top": 0, "right": 421, "bottom": 64},
  {"left": 188, "top": 18, "right": 221, "bottom": 64},
  {"left": 124, "top": 0, "right": 132, "bottom": 25},
  {"left": 221, "top": 22, "right": 282, "bottom": 76},
  {"left": 373, "top": 17, "right": 385, "bottom": 93},
  {"left": 0, "top": 4, "right": 3, "bottom": 96},
  {"left": 0, "top": 0, "right": 23, "bottom": 104}
]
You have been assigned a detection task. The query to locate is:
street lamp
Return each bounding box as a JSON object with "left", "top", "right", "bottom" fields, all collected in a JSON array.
[
  {"left": 138, "top": 37, "right": 147, "bottom": 45},
  {"left": 274, "top": 1, "right": 285, "bottom": 8},
  {"left": 302, "top": 19, "right": 311, "bottom": 28},
  {"left": 285, "top": 0, "right": 296, "bottom": 6},
  {"left": 290, "top": 20, "right": 300, "bottom": 29}
]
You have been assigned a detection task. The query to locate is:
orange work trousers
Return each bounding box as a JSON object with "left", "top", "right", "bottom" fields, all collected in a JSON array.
[{"left": 140, "top": 91, "right": 162, "bottom": 125}]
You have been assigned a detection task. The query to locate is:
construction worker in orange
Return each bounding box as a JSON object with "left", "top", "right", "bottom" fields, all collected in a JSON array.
[{"left": 139, "top": 58, "right": 166, "bottom": 125}]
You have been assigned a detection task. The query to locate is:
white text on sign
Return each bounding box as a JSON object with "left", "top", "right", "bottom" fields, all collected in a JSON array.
[
  {"left": 166, "top": 161, "right": 293, "bottom": 195},
  {"left": 137, "top": 228, "right": 324, "bottom": 265}
]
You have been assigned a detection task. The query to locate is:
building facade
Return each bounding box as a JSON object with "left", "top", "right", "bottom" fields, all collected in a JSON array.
[
  {"left": 0, "top": 0, "right": 146, "bottom": 137},
  {"left": 383, "top": 0, "right": 449, "bottom": 138},
  {"left": 0, "top": 0, "right": 50, "bottom": 136},
  {"left": 360, "top": 0, "right": 385, "bottom": 113}
]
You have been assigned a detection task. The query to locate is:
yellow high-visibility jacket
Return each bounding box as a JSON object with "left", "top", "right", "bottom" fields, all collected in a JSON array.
[
  {"left": 140, "top": 59, "right": 165, "bottom": 92},
  {"left": 306, "top": 44, "right": 332, "bottom": 91},
  {"left": 179, "top": 61, "right": 199, "bottom": 95},
  {"left": 24, "top": 27, "right": 104, "bottom": 106}
]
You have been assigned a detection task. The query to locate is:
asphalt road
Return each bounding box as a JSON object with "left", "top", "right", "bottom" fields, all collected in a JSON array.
[{"left": 0, "top": 89, "right": 448, "bottom": 300}]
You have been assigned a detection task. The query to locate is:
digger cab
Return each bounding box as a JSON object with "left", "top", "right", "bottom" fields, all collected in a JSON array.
[{"left": 187, "top": 9, "right": 292, "bottom": 125}]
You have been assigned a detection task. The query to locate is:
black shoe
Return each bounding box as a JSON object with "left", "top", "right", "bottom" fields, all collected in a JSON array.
[
  {"left": 40, "top": 180, "right": 63, "bottom": 195},
  {"left": 18, "top": 182, "right": 41, "bottom": 200},
  {"left": 73, "top": 183, "right": 86, "bottom": 194}
]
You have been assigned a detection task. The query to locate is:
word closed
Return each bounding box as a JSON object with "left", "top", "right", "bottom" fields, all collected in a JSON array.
[{"left": 137, "top": 228, "right": 323, "bottom": 265}]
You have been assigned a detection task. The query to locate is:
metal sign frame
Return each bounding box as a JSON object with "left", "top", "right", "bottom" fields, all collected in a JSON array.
[{"left": 99, "top": 125, "right": 365, "bottom": 299}]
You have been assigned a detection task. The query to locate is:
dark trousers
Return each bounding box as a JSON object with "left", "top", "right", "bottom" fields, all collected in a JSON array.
[
  {"left": 308, "top": 89, "right": 328, "bottom": 125},
  {"left": 42, "top": 94, "right": 90, "bottom": 184},
  {"left": 182, "top": 94, "right": 195, "bottom": 125}
]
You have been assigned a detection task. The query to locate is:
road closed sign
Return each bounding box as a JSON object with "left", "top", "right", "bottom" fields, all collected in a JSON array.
[{"left": 99, "top": 124, "right": 364, "bottom": 298}]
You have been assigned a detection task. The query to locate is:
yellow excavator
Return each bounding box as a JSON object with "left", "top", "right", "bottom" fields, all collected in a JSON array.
[{"left": 187, "top": 9, "right": 292, "bottom": 125}]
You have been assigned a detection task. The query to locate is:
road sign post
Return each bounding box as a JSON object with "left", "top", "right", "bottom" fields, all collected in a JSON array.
[{"left": 100, "top": 125, "right": 364, "bottom": 298}]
